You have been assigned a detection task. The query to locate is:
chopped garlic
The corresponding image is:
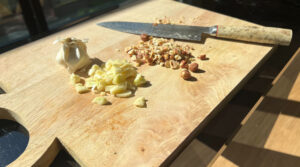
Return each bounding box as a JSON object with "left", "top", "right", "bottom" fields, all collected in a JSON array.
[
  {"left": 134, "top": 97, "right": 146, "bottom": 108},
  {"left": 88, "top": 64, "right": 100, "bottom": 76},
  {"left": 92, "top": 97, "right": 109, "bottom": 105},
  {"left": 70, "top": 73, "right": 81, "bottom": 85},
  {"left": 134, "top": 74, "right": 147, "bottom": 86},
  {"left": 116, "top": 90, "right": 132, "bottom": 98},
  {"left": 70, "top": 59, "right": 148, "bottom": 104},
  {"left": 75, "top": 83, "right": 90, "bottom": 94},
  {"left": 82, "top": 59, "right": 147, "bottom": 97}
]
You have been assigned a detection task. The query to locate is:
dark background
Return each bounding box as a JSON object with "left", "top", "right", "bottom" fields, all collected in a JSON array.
[{"left": 0, "top": 0, "right": 299, "bottom": 166}]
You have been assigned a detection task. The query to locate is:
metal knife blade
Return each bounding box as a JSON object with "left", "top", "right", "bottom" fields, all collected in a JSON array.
[{"left": 98, "top": 21, "right": 217, "bottom": 41}]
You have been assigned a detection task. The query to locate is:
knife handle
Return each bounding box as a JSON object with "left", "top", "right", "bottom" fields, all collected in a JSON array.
[{"left": 214, "top": 25, "right": 292, "bottom": 46}]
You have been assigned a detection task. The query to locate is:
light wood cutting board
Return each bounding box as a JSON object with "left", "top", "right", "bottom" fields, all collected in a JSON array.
[{"left": 0, "top": 0, "right": 273, "bottom": 166}]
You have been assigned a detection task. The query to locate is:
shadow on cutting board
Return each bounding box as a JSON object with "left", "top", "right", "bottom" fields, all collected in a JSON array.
[{"left": 50, "top": 149, "right": 80, "bottom": 167}]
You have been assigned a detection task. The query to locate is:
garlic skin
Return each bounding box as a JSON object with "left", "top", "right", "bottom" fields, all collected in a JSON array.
[{"left": 55, "top": 37, "right": 91, "bottom": 73}]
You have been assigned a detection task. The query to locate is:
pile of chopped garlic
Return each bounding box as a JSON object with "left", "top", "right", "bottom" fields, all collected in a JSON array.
[{"left": 71, "top": 59, "right": 147, "bottom": 99}]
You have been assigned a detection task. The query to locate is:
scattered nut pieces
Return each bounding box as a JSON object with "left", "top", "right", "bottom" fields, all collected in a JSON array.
[
  {"left": 125, "top": 37, "right": 194, "bottom": 71},
  {"left": 140, "top": 34, "right": 149, "bottom": 42},
  {"left": 181, "top": 70, "right": 191, "bottom": 80},
  {"left": 92, "top": 97, "right": 109, "bottom": 105},
  {"left": 189, "top": 62, "right": 199, "bottom": 72},
  {"left": 134, "top": 97, "right": 146, "bottom": 108},
  {"left": 154, "top": 16, "right": 185, "bottom": 25}
]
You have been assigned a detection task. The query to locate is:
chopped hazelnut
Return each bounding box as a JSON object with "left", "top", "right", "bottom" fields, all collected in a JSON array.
[
  {"left": 163, "top": 54, "right": 170, "bottom": 60},
  {"left": 146, "top": 57, "right": 153, "bottom": 65},
  {"left": 136, "top": 54, "right": 143, "bottom": 59},
  {"left": 170, "top": 60, "right": 179, "bottom": 69},
  {"left": 180, "top": 60, "right": 187, "bottom": 69},
  {"left": 199, "top": 54, "right": 207, "bottom": 60},
  {"left": 165, "top": 60, "right": 171, "bottom": 68},
  {"left": 174, "top": 55, "right": 182, "bottom": 61},
  {"left": 170, "top": 55, "right": 175, "bottom": 60}
]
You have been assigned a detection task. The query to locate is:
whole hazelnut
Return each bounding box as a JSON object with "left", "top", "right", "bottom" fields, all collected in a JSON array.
[
  {"left": 141, "top": 34, "right": 149, "bottom": 42},
  {"left": 189, "top": 62, "right": 198, "bottom": 72},
  {"left": 181, "top": 70, "right": 191, "bottom": 80}
]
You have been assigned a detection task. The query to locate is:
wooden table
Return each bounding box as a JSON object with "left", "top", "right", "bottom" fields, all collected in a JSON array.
[{"left": 0, "top": 0, "right": 273, "bottom": 166}]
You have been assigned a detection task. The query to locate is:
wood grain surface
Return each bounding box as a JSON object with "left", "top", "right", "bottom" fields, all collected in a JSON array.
[
  {"left": 212, "top": 48, "right": 300, "bottom": 167},
  {"left": 0, "top": 0, "right": 273, "bottom": 166}
]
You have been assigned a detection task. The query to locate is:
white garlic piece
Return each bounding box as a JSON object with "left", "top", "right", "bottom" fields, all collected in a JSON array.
[{"left": 55, "top": 37, "right": 91, "bottom": 73}]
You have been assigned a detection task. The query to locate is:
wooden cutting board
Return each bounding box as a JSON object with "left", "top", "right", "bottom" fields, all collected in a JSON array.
[{"left": 0, "top": 0, "right": 273, "bottom": 166}]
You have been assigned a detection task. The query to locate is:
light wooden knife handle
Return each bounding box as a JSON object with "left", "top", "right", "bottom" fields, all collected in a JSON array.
[{"left": 215, "top": 25, "right": 292, "bottom": 46}]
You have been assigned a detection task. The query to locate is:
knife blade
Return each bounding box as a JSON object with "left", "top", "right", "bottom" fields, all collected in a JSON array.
[
  {"left": 98, "top": 21, "right": 292, "bottom": 46},
  {"left": 98, "top": 21, "right": 216, "bottom": 42}
]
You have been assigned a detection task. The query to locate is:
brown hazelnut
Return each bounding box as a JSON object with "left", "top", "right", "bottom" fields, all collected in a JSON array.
[
  {"left": 189, "top": 62, "right": 198, "bottom": 72},
  {"left": 141, "top": 34, "right": 149, "bottom": 42},
  {"left": 181, "top": 70, "right": 191, "bottom": 80}
]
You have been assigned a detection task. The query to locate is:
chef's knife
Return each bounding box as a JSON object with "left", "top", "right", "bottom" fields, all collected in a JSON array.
[{"left": 98, "top": 21, "right": 292, "bottom": 46}]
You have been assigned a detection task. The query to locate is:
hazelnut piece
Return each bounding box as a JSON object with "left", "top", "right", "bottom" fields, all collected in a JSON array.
[
  {"left": 199, "top": 54, "right": 207, "bottom": 60},
  {"left": 180, "top": 60, "right": 188, "bottom": 69}
]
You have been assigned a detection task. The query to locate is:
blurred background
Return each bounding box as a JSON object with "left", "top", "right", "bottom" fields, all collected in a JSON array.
[
  {"left": 0, "top": 0, "right": 126, "bottom": 53},
  {"left": 0, "top": 0, "right": 299, "bottom": 53},
  {"left": 0, "top": 0, "right": 300, "bottom": 166}
]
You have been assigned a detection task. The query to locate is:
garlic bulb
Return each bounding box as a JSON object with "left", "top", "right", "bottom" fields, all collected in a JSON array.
[{"left": 55, "top": 37, "right": 91, "bottom": 73}]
